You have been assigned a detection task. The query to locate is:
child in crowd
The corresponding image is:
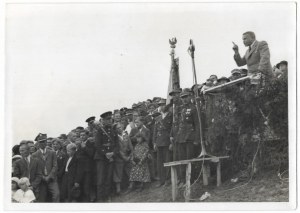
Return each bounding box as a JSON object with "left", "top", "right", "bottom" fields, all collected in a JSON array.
[
  {"left": 12, "top": 177, "right": 36, "bottom": 203},
  {"left": 11, "top": 177, "right": 19, "bottom": 202},
  {"left": 127, "top": 132, "right": 150, "bottom": 193}
]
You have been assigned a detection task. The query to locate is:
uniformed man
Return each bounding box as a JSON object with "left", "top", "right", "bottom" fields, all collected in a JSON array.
[
  {"left": 169, "top": 88, "right": 183, "bottom": 161},
  {"left": 94, "top": 111, "right": 118, "bottom": 202},
  {"left": 176, "top": 89, "right": 200, "bottom": 184},
  {"left": 153, "top": 100, "right": 173, "bottom": 187}
]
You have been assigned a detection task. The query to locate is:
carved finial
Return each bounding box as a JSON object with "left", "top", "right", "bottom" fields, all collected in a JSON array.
[{"left": 169, "top": 37, "right": 177, "bottom": 49}]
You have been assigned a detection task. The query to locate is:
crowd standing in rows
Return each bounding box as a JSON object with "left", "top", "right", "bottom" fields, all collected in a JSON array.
[{"left": 11, "top": 31, "right": 288, "bottom": 203}]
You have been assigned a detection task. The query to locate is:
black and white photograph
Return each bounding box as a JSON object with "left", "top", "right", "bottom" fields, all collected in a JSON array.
[{"left": 1, "top": 0, "right": 297, "bottom": 211}]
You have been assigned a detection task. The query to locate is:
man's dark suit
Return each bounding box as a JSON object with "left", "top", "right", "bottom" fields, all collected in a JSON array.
[
  {"left": 13, "top": 156, "right": 43, "bottom": 196},
  {"left": 61, "top": 153, "right": 84, "bottom": 202},
  {"left": 55, "top": 150, "right": 67, "bottom": 201},
  {"left": 130, "top": 125, "right": 150, "bottom": 146},
  {"left": 32, "top": 148, "right": 59, "bottom": 202}
]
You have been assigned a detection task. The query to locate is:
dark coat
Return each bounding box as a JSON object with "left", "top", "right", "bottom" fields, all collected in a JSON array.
[
  {"left": 75, "top": 140, "right": 95, "bottom": 172},
  {"left": 153, "top": 112, "right": 173, "bottom": 147},
  {"left": 130, "top": 126, "right": 150, "bottom": 146},
  {"left": 13, "top": 156, "right": 43, "bottom": 191},
  {"left": 32, "top": 148, "right": 58, "bottom": 181},
  {"left": 94, "top": 124, "right": 119, "bottom": 161},
  {"left": 55, "top": 150, "right": 67, "bottom": 180},
  {"left": 176, "top": 103, "right": 200, "bottom": 144}
]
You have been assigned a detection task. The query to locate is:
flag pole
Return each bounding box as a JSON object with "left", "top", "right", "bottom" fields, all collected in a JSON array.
[{"left": 188, "top": 39, "right": 210, "bottom": 158}]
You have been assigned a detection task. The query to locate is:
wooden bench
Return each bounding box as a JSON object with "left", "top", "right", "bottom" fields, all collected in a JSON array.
[{"left": 164, "top": 156, "right": 229, "bottom": 202}]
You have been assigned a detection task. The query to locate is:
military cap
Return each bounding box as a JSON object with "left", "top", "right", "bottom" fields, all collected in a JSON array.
[
  {"left": 240, "top": 69, "right": 248, "bottom": 76},
  {"left": 158, "top": 99, "right": 166, "bottom": 106},
  {"left": 76, "top": 126, "right": 84, "bottom": 130},
  {"left": 125, "top": 108, "right": 133, "bottom": 116},
  {"left": 100, "top": 111, "right": 113, "bottom": 119},
  {"left": 86, "top": 116, "right": 95, "bottom": 123},
  {"left": 276, "top": 60, "right": 288, "bottom": 69},
  {"left": 169, "top": 88, "right": 182, "bottom": 96},
  {"left": 146, "top": 99, "right": 152, "bottom": 103},
  {"left": 35, "top": 133, "right": 47, "bottom": 142},
  {"left": 180, "top": 88, "right": 192, "bottom": 97},
  {"left": 217, "top": 76, "right": 230, "bottom": 83},
  {"left": 231, "top": 69, "right": 241, "bottom": 75}
]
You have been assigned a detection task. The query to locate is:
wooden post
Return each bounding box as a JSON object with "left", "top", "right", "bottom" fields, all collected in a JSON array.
[
  {"left": 170, "top": 166, "right": 178, "bottom": 201},
  {"left": 202, "top": 164, "right": 208, "bottom": 186},
  {"left": 185, "top": 163, "right": 191, "bottom": 202},
  {"left": 217, "top": 161, "right": 221, "bottom": 187},
  {"left": 207, "top": 163, "right": 211, "bottom": 178}
]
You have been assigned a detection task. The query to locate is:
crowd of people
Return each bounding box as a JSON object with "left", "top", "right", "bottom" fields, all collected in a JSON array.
[{"left": 11, "top": 31, "right": 288, "bottom": 203}]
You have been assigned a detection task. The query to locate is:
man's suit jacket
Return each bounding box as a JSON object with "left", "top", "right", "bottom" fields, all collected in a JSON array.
[
  {"left": 61, "top": 153, "right": 85, "bottom": 201},
  {"left": 32, "top": 148, "right": 58, "bottom": 181},
  {"left": 13, "top": 156, "right": 43, "bottom": 191},
  {"left": 234, "top": 40, "right": 272, "bottom": 76}
]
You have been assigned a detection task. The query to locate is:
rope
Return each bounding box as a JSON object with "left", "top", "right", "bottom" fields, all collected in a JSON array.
[{"left": 221, "top": 138, "right": 261, "bottom": 192}]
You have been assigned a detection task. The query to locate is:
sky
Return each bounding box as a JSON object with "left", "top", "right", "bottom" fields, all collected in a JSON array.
[{"left": 5, "top": 2, "right": 296, "bottom": 144}]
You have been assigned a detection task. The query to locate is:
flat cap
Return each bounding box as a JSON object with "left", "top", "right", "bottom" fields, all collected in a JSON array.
[
  {"left": 100, "top": 111, "right": 113, "bottom": 119},
  {"left": 85, "top": 116, "right": 95, "bottom": 123},
  {"left": 76, "top": 126, "right": 84, "bottom": 130},
  {"left": 217, "top": 76, "right": 230, "bottom": 83},
  {"left": 231, "top": 69, "right": 241, "bottom": 75},
  {"left": 35, "top": 133, "right": 47, "bottom": 142},
  {"left": 276, "top": 60, "right": 288, "bottom": 69}
]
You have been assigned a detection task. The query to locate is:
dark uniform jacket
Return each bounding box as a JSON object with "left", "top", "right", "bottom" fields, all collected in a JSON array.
[
  {"left": 130, "top": 126, "right": 150, "bottom": 146},
  {"left": 94, "top": 124, "right": 119, "bottom": 161},
  {"left": 75, "top": 140, "right": 95, "bottom": 172},
  {"left": 176, "top": 102, "right": 200, "bottom": 144},
  {"left": 32, "top": 148, "right": 58, "bottom": 181},
  {"left": 153, "top": 112, "right": 173, "bottom": 147},
  {"left": 13, "top": 156, "right": 43, "bottom": 191}
]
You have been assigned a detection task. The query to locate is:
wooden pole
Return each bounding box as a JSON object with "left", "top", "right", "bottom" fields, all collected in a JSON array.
[
  {"left": 185, "top": 163, "right": 192, "bottom": 202},
  {"left": 171, "top": 166, "right": 178, "bottom": 201},
  {"left": 217, "top": 161, "right": 222, "bottom": 187}
]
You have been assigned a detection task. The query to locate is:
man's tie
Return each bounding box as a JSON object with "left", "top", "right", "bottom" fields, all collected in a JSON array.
[
  {"left": 249, "top": 46, "right": 252, "bottom": 52},
  {"left": 24, "top": 157, "right": 30, "bottom": 179}
]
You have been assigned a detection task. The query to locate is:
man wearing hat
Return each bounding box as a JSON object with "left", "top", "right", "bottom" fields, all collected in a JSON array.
[
  {"left": 94, "top": 111, "right": 119, "bottom": 202},
  {"left": 233, "top": 31, "right": 272, "bottom": 77},
  {"left": 153, "top": 100, "right": 173, "bottom": 187},
  {"left": 230, "top": 69, "right": 242, "bottom": 81},
  {"left": 32, "top": 133, "right": 60, "bottom": 202},
  {"left": 217, "top": 77, "right": 230, "bottom": 85},
  {"left": 125, "top": 110, "right": 139, "bottom": 135},
  {"left": 176, "top": 89, "right": 200, "bottom": 184},
  {"left": 85, "top": 116, "right": 102, "bottom": 141}
]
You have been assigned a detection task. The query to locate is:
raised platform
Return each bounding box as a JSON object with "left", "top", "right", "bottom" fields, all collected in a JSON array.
[{"left": 164, "top": 156, "right": 229, "bottom": 202}]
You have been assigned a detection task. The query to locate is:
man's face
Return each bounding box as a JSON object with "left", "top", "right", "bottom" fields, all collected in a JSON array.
[
  {"left": 80, "top": 132, "right": 88, "bottom": 142},
  {"left": 67, "top": 148, "right": 76, "bottom": 157},
  {"left": 181, "top": 95, "right": 191, "bottom": 105},
  {"left": 132, "top": 113, "right": 139, "bottom": 122},
  {"left": 114, "top": 113, "right": 121, "bottom": 122},
  {"left": 135, "top": 119, "right": 143, "bottom": 129},
  {"left": 39, "top": 140, "right": 46, "bottom": 149},
  {"left": 116, "top": 124, "right": 124, "bottom": 134},
  {"left": 206, "top": 80, "right": 213, "bottom": 87},
  {"left": 242, "top": 34, "right": 254, "bottom": 47},
  {"left": 102, "top": 117, "right": 112, "bottom": 126},
  {"left": 148, "top": 106, "right": 155, "bottom": 113},
  {"left": 46, "top": 139, "right": 52, "bottom": 148},
  {"left": 19, "top": 145, "right": 29, "bottom": 158},
  {"left": 232, "top": 73, "right": 241, "bottom": 80},
  {"left": 88, "top": 120, "right": 95, "bottom": 128},
  {"left": 279, "top": 64, "right": 288, "bottom": 72},
  {"left": 52, "top": 141, "right": 61, "bottom": 151},
  {"left": 27, "top": 143, "right": 36, "bottom": 154},
  {"left": 210, "top": 75, "right": 217, "bottom": 82}
]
